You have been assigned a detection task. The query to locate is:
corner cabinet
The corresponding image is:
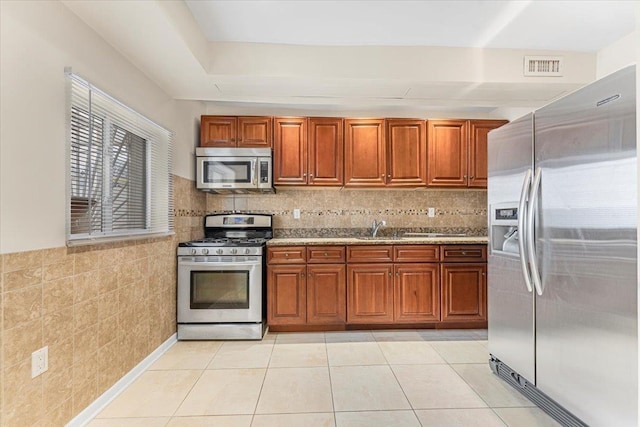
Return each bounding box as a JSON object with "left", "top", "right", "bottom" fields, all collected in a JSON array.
[
  {"left": 427, "top": 119, "right": 507, "bottom": 188},
  {"left": 267, "top": 243, "right": 487, "bottom": 331},
  {"left": 200, "top": 116, "right": 273, "bottom": 148}
]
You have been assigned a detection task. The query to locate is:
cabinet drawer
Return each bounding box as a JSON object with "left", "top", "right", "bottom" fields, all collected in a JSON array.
[
  {"left": 394, "top": 245, "right": 439, "bottom": 262},
  {"left": 267, "top": 247, "right": 307, "bottom": 264},
  {"left": 347, "top": 245, "right": 393, "bottom": 263},
  {"left": 307, "top": 246, "right": 346, "bottom": 263},
  {"left": 440, "top": 245, "right": 487, "bottom": 262}
]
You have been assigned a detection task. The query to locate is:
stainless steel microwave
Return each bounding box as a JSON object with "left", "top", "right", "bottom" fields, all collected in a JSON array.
[{"left": 196, "top": 147, "right": 274, "bottom": 193}]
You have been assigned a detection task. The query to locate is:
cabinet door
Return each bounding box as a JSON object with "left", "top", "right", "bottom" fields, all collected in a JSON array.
[
  {"left": 274, "top": 118, "right": 307, "bottom": 185},
  {"left": 308, "top": 118, "right": 344, "bottom": 186},
  {"left": 394, "top": 263, "right": 440, "bottom": 322},
  {"left": 344, "top": 119, "right": 386, "bottom": 187},
  {"left": 441, "top": 263, "right": 486, "bottom": 322},
  {"left": 468, "top": 120, "right": 507, "bottom": 188},
  {"left": 238, "top": 116, "right": 273, "bottom": 148},
  {"left": 268, "top": 265, "right": 306, "bottom": 325},
  {"left": 200, "top": 116, "right": 237, "bottom": 147},
  {"left": 427, "top": 120, "right": 468, "bottom": 187},
  {"left": 386, "top": 119, "right": 427, "bottom": 187},
  {"left": 347, "top": 264, "right": 394, "bottom": 323},
  {"left": 307, "top": 264, "right": 346, "bottom": 325}
]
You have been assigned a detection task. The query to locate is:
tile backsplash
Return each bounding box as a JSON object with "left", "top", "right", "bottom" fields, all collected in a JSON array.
[{"left": 206, "top": 188, "right": 488, "bottom": 237}]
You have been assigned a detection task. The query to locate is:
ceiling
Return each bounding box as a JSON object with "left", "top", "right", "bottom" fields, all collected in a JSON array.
[
  {"left": 186, "top": 0, "right": 635, "bottom": 51},
  {"left": 63, "top": 0, "right": 637, "bottom": 118}
]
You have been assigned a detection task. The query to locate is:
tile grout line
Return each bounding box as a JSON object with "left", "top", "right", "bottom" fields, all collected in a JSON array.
[
  {"left": 250, "top": 334, "right": 277, "bottom": 422},
  {"left": 323, "top": 336, "right": 338, "bottom": 426}
]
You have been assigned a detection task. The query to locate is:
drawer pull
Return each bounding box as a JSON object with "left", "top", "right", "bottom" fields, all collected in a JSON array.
[
  {"left": 461, "top": 252, "right": 467, "bottom": 255},
  {"left": 324, "top": 252, "right": 328, "bottom": 256},
  {"left": 285, "top": 253, "right": 289, "bottom": 257}
]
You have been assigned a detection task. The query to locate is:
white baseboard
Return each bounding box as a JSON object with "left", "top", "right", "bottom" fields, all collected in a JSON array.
[{"left": 66, "top": 333, "right": 177, "bottom": 427}]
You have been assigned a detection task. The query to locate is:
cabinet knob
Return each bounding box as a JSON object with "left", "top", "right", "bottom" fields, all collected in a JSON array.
[
  {"left": 388, "top": 272, "right": 392, "bottom": 276},
  {"left": 324, "top": 252, "right": 328, "bottom": 256},
  {"left": 387, "top": 174, "right": 391, "bottom": 178},
  {"left": 309, "top": 174, "right": 314, "bottom": 177},
  {"left": 238, "top": 138, "right": 242, "bottom": 142},
  {"left": 301, "top": 273, "right": 305, "bottom": 277},
  {"left": 308, "top": 273, "right": 312, "bottom": 277},
  {"left": 231, "top": 138, "right": 236, "bottom": 142},
  {"left": 463, "top": 175, "right": 467, "bottom": 179},
  {"left": 381, "top": 174, "right": 385, "bottom": 178},
  {"left": 303, "top": 173, "right": 307, "bottom": 177},
  {"left": 470, "top": 176, "right": 475, "bottom": 179},
  {"left": 285, "top": 253, "right": 289, "bottom": 257},
  {"left": 461, "top": 252, "right": 467, "bottom": 255},
  {"left": 396, "top": 272, "right": 399, "bottom": 277}
]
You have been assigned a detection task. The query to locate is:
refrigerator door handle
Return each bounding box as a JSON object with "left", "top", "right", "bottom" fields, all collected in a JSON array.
[
  {"left": 518, "top": 168, "right": 533, "bottom": 293},
  {"left": 527, "top": 167, "right": 543, "bottom": 295}
]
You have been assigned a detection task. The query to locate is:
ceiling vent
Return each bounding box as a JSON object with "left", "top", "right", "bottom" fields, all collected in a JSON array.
[{"left": 524, "top": 56, "right": 563, "bottom": 77}]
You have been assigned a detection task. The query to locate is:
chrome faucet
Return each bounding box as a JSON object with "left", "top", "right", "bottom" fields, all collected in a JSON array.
[{"left": 371, "top": 219, "right": 386, "bottom": 238}]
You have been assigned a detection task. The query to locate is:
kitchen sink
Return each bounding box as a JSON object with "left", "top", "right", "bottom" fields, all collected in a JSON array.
[
  {"left": 355, "top": 236, "right": 405, "bottom": 240},
  {"left": 403, "top": 233, "right": 467, "bottom": 238}
]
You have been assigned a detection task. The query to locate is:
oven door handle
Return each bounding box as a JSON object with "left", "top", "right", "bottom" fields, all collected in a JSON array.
[{"left": 178, "top": 260, "right": 262, "bottom": 267}]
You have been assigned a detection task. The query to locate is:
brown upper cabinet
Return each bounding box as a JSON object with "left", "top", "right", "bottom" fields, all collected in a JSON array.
[
  {"left": 386, "top": 119, "right": 427, "bottom": 187},
  {"left": 200, "top": 116, "right": 273, "bottom": 148},
  {"left": 344, "top": 119, "right": 386, "bottom": 187},
  {"left": 427, "top": 119, "right": 507, "bottom": 188},
  {"left": 274, "top": 117, "right": 344, "bottom": 186},
  {"left": 344, "top": 119, "right": 427, "bottom": 188}
]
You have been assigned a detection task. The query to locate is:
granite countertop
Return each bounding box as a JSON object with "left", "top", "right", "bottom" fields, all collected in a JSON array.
[{"left": 267, "top": 236, "right": 488, "bottom": 246}]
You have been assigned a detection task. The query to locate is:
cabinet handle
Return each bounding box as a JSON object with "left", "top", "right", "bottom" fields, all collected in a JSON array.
[
  {"left": 303, "top": 173, "right": 307, "bottom": 177},
  {"left": 461, "top": 252, "right": 467, "bottom": 255},
  {"left": 309, "top": 174, "right": 314, "bottom": 177},
  {"left": 324, "top": 252, "right": 328, "bottom": 256},
  {"left": 387, "top": 174, "right": 391, "bottom": 178},
  {"left": 285, "top": 253, "right": 289, "bottom": 257},
  {"left": 388, "top": 272, "right": 392, "bottom": 276},
  {"left": 301, "top": 273, "right": 305, "bottom": 277},
  {"left": 381, "top": 174, "right": 385, "bottom": 178},
  {"left": 308, "top": 273, "right": 313, "bottom": 277},
  {"left": 470, "top": 176, "right": 475, "bottom": 179},
  {"left": 463, "top": 175, "right": 467, "bottom": 179}
]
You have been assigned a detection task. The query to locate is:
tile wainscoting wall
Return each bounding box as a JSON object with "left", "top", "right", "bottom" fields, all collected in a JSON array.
[
  {"left": 206, "top": 188, "right": 488, "bottom": 237},
  {"left": 0, "top": 175, "right": 204, "bottom": 426}
]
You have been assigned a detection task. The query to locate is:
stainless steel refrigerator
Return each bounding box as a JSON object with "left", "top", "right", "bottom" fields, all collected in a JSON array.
[{"left": 488, "top": 65, "right": 637, "bottom": 426}]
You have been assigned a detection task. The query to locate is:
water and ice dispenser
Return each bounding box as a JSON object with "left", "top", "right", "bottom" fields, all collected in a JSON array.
[{"left": 490, "top": 204, "right": 520, "bottom": 256}]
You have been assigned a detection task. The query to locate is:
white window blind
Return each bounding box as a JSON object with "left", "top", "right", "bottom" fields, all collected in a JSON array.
[{"left": 66, "top": 71, "right": 173, "bottom": 245}]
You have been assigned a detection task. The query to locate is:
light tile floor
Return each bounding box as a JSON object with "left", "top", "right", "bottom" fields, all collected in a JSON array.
[{"left": 89, "top": 329, "right": 560, "bottom": 427}]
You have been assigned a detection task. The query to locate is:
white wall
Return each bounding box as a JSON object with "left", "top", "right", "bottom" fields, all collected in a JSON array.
[
  {"left": 0, "top": 0, "right": 203, "bottom": 254},
  {"left": 596, "top": 30, "right": 638, "bottom": 78}
]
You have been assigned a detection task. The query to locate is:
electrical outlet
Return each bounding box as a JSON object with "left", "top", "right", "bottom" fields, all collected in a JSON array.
[
  {"left": 293, "top": 208, "right": 301, "bottom": 219},
  {"left": 428, "top": 207, "right": 435, "bottom": 218},
  {"left": 31, "top": 346, "right": 48, "bottom": 378}
]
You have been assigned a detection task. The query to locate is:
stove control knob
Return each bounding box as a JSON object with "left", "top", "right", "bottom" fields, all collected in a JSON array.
[
  {"left": 245, "top": 248, "right": 251, "bottom": 255},
  {"left": 202, "top": 248, "right": 209, "bottom": 255},
  {"left": 190, "top": 249, "right": 197, "bottom": 255},
  {"left": 231, "top": 248, "right": 238, "bottom": 255},
  {"left": 216, "top": 249, "right": 223, "bottom": 255}
]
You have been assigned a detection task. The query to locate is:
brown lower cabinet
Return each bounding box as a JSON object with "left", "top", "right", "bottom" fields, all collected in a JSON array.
[
  {"left": 268, "top": 246, "right": 346, "bottom": 326},
  {"left": 441, "top": 263, "right": 487, "bottom": 322},
  {"left": 267, "top": 244, "right": 486, "bottom": 329}
]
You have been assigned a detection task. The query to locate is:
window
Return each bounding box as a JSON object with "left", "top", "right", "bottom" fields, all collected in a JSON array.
[{"left": 67, "top": 71, "right": 173, "bottom": 245}]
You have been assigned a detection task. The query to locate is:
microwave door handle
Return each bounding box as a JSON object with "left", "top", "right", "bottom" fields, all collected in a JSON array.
[
  {"left": 518, "top": 168, "right": 533, "bottom": 293},
  {"left": 251, "top": 159, "right": 257, "bottom": 186}
]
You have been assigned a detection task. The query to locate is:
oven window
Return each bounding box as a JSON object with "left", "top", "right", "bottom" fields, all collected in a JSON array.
[
  {"left": 203, "top": 161, "right": 251, "bottom": 183},
  {"left": 190, "top": 271, "right": 250, "bottom": 309}
]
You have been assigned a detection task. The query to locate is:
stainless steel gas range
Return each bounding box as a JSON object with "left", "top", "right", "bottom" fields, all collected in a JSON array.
[{"left": 177, "top": 213, "right": 272, "bottom": 340}]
